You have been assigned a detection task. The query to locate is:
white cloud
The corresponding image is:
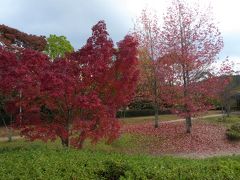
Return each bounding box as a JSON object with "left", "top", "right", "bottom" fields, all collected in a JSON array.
[{"left": 1, "top": 0, "right": 240, "bottom": 71}]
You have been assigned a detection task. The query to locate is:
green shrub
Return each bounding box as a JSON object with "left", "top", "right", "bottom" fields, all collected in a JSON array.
[
  {"left": 96, "top": 160, "right": 130, "bottom": 179},
  {"left": 226, "top": 123, "right": 240, "bottom": 140},
  {"left": 1, "top": 142, "right": 240, "bottom": 179}
]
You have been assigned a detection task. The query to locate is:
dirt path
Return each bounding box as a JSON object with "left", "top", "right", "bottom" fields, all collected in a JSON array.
[
  {"left": 0, "top": 136, "right": 22, "bottom": 142},
  {"left": 160, "top": 114, "right": 222, "bottom": 124}
]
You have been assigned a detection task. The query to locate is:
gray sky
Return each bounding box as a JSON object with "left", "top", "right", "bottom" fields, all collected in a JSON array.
[{"left": 1, "top": 0, "right": 240, "bottom": 70}]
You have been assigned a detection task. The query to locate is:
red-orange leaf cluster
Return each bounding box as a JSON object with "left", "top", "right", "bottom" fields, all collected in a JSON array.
[
  {"left": 0, "top": 21, "right": 139, "bottom": 148},
  {"left": 0, "top": 24, "right": 47, "bottom": 52}
]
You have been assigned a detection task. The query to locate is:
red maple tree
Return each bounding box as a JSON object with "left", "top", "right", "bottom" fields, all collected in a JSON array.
[
  {"left": 0, "top": 21, "right": 139, "bottom": 148},
  {"left": 0, "top": 24, "right": 47, "bottom": 52},
  {"left": 159, "top": 0, "right": 224, "bottom": 133}
]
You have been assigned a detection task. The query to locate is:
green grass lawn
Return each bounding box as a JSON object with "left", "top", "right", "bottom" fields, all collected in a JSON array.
[
  {"left": 83, "top": 133, "right": 160, "bottom": 155},
  {"left": 1, "top": 140, "right": 240, "bottom": 179},
  {"left": 119, "top": 114, "right": 178, "bottom": 125},
  {"left": 199, "top": 114, "right": 240, "bottom": 128},
  {"left": 120, "top": 110, "right": 221, "bottom": 125}
]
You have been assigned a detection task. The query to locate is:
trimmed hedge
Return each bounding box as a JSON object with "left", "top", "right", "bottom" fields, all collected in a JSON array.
[{"left": 1, "top": 144, "right": 240, "bottom": 179}]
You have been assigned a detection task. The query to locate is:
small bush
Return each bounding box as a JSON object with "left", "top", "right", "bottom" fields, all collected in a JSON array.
[
  {"left": 226, "top": 123, "right": 240, "bottom": 140},
  {"left": 96, "top": 160, "right": 130, "bottom": 179}
]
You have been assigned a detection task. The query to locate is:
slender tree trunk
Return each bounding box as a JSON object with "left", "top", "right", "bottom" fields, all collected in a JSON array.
[
  {"left": 185, "top": 116, "right": 192, "bottom": 133},
  {"left": 19, "top": 90, "right": 22, "bottom": 125},
  {"left": 61, "top": 110, "right": 70, "bottom": 148},
  {"left": 78, "top": 132, "right": 85, "bottom": 149},
  {"left": 8, "top": 114, "right": 13, "bottom": 142},
  {"left": 61, "top": 123, "right": 69, "bottom": 148},
  {"left": 154, "top": 78, "right": 159, "bottom": 128},
  {"left": 226, "top": 104, "right": 230, "bottom": 117},
  {"left": 147, "top": 21, "right": 159, "bottom": 128},
  {"left": 221, "top": 104, "right": 226, "bottom": 121},
  {"left": 61, "top": 137, "right": 69, "bottom": 147},
  {"left": 8, "top": 128, "right": 12, "bottom": 142},
  {"left": 154, "top": 103, "right": 159, "bottom": 128}
]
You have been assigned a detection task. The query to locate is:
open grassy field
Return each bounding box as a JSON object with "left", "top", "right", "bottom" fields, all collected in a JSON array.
[{"left": 199, "top": 114, "right": 240, "bottom": 128}]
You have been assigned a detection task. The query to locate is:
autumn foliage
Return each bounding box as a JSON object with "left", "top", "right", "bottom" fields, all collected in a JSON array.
[
  {"left": 0, "top": 24, "right": 47, "bottom": 52},
  {"left": 159, "top": 0, "right": 225, "bottom": 133},
  {"left": 134, "top": 0, "right": 227, "bottom": 133},
  {"left": 0, "top": 21, "right": 139, "bottom": 148}
]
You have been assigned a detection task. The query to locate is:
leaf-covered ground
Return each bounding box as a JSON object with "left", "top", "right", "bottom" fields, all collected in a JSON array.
[{"left": 121, "top": 120, "right": 240, "bottom": 158}]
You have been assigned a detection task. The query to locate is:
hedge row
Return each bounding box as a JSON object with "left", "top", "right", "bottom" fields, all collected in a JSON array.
[{"left": 1, "top": 144, "right": 240, "bottom": 179}]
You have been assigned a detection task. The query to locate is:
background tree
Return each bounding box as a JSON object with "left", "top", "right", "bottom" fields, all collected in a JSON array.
[
  {"left": 0, "top": 24, "right": 47, "bottom": 52},
  {"left": 160, "top": 0, "right": 224, "bottom": 133},
  {"left": 0, "top": 24, "right": 47, "bottom": 140},
  {"left": 219, "top": 74, "right": 240, "bottom": 118},
  {"left": 134, "top": 9, "right": 163, "bottom": 128},
  {"left": 44, "top": 34, "right": 74, "bottom": 59}
]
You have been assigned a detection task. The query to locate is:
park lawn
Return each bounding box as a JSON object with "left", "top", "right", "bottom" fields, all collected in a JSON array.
[
  {"left": 120, "top": 110, "right": 221, "bottom": 125},
  {"left": 1, "top": 140, "right": 240, "bottom": 179},
  {"left": 199, "top": 114, "right": 240, "bottom": 128},
  {"left": 119, "top": 114, "right": 178, "bottom": 125},
  {"left": 83, "top": 133, "right": 161, "bottom": 155}
]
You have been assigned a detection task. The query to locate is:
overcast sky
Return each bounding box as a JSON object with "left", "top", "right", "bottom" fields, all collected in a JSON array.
[{"left": 1, "top": 0, "right": 240, "bottom": 70}]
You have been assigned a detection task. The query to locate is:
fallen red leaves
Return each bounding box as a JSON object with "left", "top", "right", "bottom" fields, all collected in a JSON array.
[{"left": 121, "top": 121, "right": 240, "bottom": 157}]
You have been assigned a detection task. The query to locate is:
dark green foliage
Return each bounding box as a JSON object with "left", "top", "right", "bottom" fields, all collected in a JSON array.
[
  {"left": 226, "top": 123, "right": 240, "bottom": 140},
  {"left": 117, "top": 109, "right": 170, "bottom": 118},
  {"left": 97, "top": 160, "right": 130, "bottom": 179},
  {"left": 1, "top": 142, "right": 240, "bottom": 179},
  {"left": 128, "top": 100, "right": 154, "bottom": 110},
  {"left": 0, "top": 95, "right": 10, "bottom": 126}
]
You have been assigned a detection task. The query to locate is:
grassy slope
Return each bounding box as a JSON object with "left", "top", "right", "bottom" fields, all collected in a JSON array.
[
  {"left": 1, "top": 141, "right": 240, "bottom": 179},
  {"left": 120, "top": 110, "right": 221, "bottom": 125},
  {"left": 199, "top": 114, "right": 240, "bottom": 128}
]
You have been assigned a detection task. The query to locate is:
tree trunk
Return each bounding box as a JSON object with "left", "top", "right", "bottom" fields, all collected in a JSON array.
[
  {"left": 61, "top": 109, "right": 71, "bottom": 148},
  {"left": 8, "top": 114, "right": 13, "bottom": 142},
  {"left": 153, "top": 77, "right": 159, "bottom": 128},
  {"left": 185, "top": 116, "right": 192, "bottom": 133},
  {"left": 19, "top": 90, "right": 22, "bottom": 125},
  {"left": 61, "top": 137, "right": 69, "bottom": 147},
  {"left": 221, "top": 104, "right": 224, "bottom": 120},
  {"left": 8, "top": 128, "right": 12, "bottom": 142},
  {"left": 226, "top": 104, "right": 230, "bottom": 117},
  {"left": 77, "top": 131, "right": 86, "bottom": 149},
  {"left": 154, "top": 103, "right": 159, "bottom": 128}
]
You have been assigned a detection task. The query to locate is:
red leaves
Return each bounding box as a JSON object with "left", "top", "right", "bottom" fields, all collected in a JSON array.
[
  {"left": 0, "top": 21, "right": 138, "bottom": 148},
  {"left": 122, "top": 121, "right": 240, "bottom": 156},
  {"left": 0, "top": 24, "right": 47, "bottom": 52},
  {"left": 155, "top": 1, "right": 225, "bottom": 128}
]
